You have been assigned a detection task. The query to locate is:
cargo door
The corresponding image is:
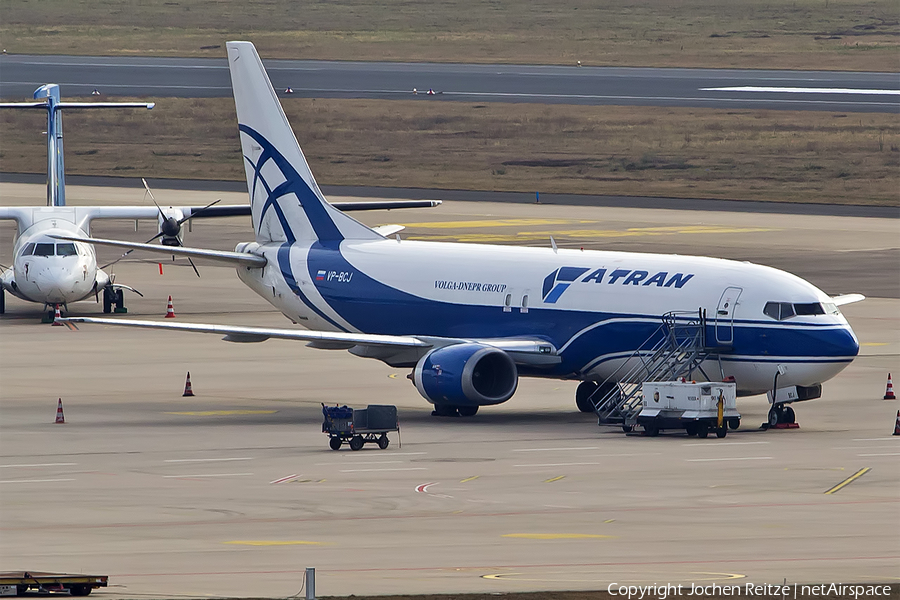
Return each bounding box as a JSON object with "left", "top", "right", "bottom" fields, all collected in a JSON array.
[{"left": 715, "top": 286, "right": 742, "bottom": 345}]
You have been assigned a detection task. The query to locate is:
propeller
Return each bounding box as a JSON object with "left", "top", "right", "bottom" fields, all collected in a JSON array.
[{"left": 101, "top": 179, "right": 221, "bottom": 277}]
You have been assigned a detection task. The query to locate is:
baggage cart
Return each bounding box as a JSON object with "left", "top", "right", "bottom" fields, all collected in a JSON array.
[
  {"left": 0, "top": 571, "right": 108, "bottom": 596},
  {"left": 322, "top": 404, "right": 399, "bottom": 450},
  {"left": 636, "top": 381, "right": 740, "bottom": 438}
]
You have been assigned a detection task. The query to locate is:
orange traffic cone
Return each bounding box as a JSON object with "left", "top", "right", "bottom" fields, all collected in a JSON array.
[
  {"left": 55, "top": 398, "right": 65, "bottom": 424},
  {"left": 884, "top": 373, "right": 896, "bottom": 400},
  {"left": 183, "top": 372, "right": 194, "bottom": 397},
  {"left": 164, "top": 296, "right": 176, "bottom": 318},
  {"left": 51, "top": 305, "right": 63, "bottom": 326},
  {"left": 893, "top": 410, "right": 900, "bottom": 436}
]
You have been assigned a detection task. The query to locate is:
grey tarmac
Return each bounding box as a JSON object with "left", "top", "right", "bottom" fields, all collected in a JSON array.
[{"left": 0, "top": 183, "right": 898, "bottom": 597}]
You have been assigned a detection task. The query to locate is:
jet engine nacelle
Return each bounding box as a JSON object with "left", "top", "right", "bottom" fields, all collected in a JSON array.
[{"left": 413, "top": 343, "right": 518, "bottom": 406}]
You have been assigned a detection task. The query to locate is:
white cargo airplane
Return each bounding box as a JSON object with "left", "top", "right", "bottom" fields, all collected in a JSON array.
[
  {"left": 0, "top": 84, "right": 439, "bottom": 318},
  {"left": 59, "top": 42, "right": 863, "bottom": 426}
]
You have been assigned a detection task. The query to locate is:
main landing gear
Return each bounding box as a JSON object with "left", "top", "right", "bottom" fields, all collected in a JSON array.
[
  {"left": 574, "top": 381, "right": 620, "bottom": 413},
  {"left": 431, "top": 404, "right": 479, "bottom": 417},
  {"left": 767, "top": 403, "right": 796, "bottom": 427},
  {"left": 102, "top": 286, "right": 126, "bottom": 314}
]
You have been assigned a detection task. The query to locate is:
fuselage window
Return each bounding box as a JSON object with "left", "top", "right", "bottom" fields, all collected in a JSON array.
[
  {"left": 21, "top": 242, "right": 36, "bottom": 256},
  {"left": 56, "top": 243, "right": 77, "bottom": 256},
  {"left": 33, "top": 243, "right": 55, "bottom": 256}
]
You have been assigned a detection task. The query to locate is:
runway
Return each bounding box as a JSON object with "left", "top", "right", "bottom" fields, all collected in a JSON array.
[
  {"left": 1, "top": 55, "right": 897, "bottom": 112},
  {"left": 0, "top": 183, "right": 898, "bottom": 597}
]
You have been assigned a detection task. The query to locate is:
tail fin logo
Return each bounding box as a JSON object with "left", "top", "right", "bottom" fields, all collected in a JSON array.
[
  {"left": 239, "top": 124, "right": 343, "bottom": 243},
  {"left": 542, "top": 267, "right": 589, "bottom": 303}
]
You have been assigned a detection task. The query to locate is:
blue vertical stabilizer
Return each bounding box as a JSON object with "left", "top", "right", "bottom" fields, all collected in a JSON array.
[{"left": 33, "top": 84, "right": 66, "bottom": 206}]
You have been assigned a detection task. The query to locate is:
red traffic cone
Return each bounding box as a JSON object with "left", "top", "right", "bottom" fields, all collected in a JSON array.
[
  {"left": 55, "top": 398, "right": 65, "bottom": 424},
  {"left": 893, "top": 410, "right": 900, "bottom": 436},
  {"left": 884, "top": 373, "right": 896, "bottom": 400},
  {"left": 183, "top": 372, "right": 194, "bottom": 397},
  {"left": 165, "top": 295, "right": 176, "bottom": 318},
  {"left": 51, "top": 305, "right": 63, "bottom": 326}
]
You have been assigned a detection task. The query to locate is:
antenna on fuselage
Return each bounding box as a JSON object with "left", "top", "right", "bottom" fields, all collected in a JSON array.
[{"left": 0, "top": 84, "right": 154, "bottom": 207}]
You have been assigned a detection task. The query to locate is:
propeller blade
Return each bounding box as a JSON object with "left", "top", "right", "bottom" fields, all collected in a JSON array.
[
  {"left": 177, "top": 198, "right": 222, "bottom": 225},
  {"left": 187, "top": 256, "right": 201, "bottom": 278}
]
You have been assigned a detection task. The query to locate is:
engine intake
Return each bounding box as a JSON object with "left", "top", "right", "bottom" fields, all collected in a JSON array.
[{"left": 414, "top": 343, "right": 518, "bottom": 406}]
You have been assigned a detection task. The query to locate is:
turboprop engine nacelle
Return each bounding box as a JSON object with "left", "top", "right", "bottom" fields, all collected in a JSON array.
[
  {"left": 158, "top": 207, "right": 186, "bottom": 247},
  {"left": 413, "top": 343, "right": 518, "bottom": 406}
]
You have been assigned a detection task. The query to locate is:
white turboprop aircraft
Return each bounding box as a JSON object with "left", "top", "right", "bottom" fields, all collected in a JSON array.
[
  {"left": 0, "top": 84, "right": 439, "bottom": 319},
  {"left": 59, "top": 42, "right": 863, "bottom": 427}
]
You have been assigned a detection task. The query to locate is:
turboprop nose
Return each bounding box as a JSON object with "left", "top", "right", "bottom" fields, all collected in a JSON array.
[{"left": 35, "top": 264, "right": 84, "bottom": 303}]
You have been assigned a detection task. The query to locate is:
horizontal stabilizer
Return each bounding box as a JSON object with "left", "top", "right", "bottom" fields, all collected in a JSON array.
[
  {"left": 187, "top": 200, "right": 441, "bottom": 219},
  {"left": 50, "top": 235, "right": 267, "bottom": 268}
]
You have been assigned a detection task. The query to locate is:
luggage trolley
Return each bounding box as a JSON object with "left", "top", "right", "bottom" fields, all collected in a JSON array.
[{"left": 322, "top": 404, "right": 399, "bottom": 450}]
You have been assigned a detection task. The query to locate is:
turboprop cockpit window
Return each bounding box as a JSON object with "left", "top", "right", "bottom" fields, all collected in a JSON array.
[
  {"left": 21, "top": 243, "right": 35, "bottom": 256},
  {"left": 56, "top": 243, "right": 77, "bottom": 256},
  {"left": 34, "top": 243, "right": 54, "bottom": 256}
]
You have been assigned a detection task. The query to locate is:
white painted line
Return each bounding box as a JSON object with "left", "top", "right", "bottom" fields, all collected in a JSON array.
[
  {"left": 164, "top": 457, "right": 253, "bottom": 463},
  {"left": 701, "top": 86, "right": 900, "bottom": 95},
  {"left": 163, "top": 473, "right": 254, "bottom": 478},
  {"left": 315, "top": 460, "right": 404, "bottom": 466},
  {"left": 0, "top": 462, "right": 77, "bottom": 468},
  {"left": 514, "top": 455, "right": 656, "bottom": 467},
  {"left": 0, "top": 478, "right": 76, "bottom": 483},
  {"left": 339, "top": 467, "right": 428, "bottom": 473},
  {"left": 831, "top": 446, "right": 897, "bottom": 450},
  {"left": 858, "top": 452, "right": 900, "bottom": 457},
  {"left": 686, "top": 457, "right": 773, "bottom": 462},
  {"left": 512, "top": 447, "right": 599, "bottom": 452},
  {"left": 853, "top": 438, "right": 898, "bottom": 441},
  {"left": 270, "top": 474, "right": 299, "bottom": 484},
  {"left": 682, "top": 441, "right": 770, "bottom": 447}
]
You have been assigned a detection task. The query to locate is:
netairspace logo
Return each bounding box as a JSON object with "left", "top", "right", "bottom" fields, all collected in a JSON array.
[{"left": 606, "top": 583, "right": 894, "bottom": 600}]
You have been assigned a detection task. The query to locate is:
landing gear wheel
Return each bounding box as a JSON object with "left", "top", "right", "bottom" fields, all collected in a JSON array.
[
  {"left": 716, "top": 427, "right": 727, "bottom": 438},
  {"left": 103, "top": 287, "right": 113, "bottom": 313},
  {"left": 696, "top": 423, "right": 709, "bottom": 438},
  {"left": 457, "top": 405, "right": 479, "bottom": 417},
  {"left": 768, "top": 406, "right": 781, "bottom": 428},
  {"left": 329, "top": 437, "right": 342, "bottom": 450},
  {"left": 0, "top": 287, "right": 5, "bottom": 314},
  {"left": 349, "top": 436, "right": 364, "bottom": 451},
  {"left": 431, "top": 404, "right": 459, "bottom": 417},
  {"left": 728, "top": 417, "right": 741, "bottom": 430},
  {"left": 575, "top": 381, "right": 598, "bottom": 413},
  {"left": 377, "top": 435, "right": 390, "bottom": 449},
  {"left": 784, "top": 405, "right": 796, "bottom": 424},
  {"left": 114, "top": 288, "right": 125, "bottom": 312}
]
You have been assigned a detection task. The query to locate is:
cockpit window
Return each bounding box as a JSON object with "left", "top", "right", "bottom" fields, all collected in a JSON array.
[
  {"left": 21, "top": 242, "right": 35, "bottom": 256},
  {"left": 794, "top": 302, "right": 825, "bottom": 316},
  {"left": 56, "top": 243, "right": 77, "bottom": 256},
  {"left": 33, "top": 243, "right": 55, "bottom": 256},
  {"left": 764, "top": 301, "right": 829, "bottom": 320}
]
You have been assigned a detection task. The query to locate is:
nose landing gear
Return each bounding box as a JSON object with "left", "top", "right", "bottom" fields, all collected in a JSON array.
[{"left": 767, "top": 403, "right": 797, "bottom": 428}]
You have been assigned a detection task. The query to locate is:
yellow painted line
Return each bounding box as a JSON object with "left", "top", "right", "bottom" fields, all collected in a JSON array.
[
  {"left": 460, "top": 476, "right": 480, "bottom": 483},
  {"left": 603, "top": 519, "right": 615, "bottom": 523},
  {"left": 413, "top": 225, "right": 780, "bottom": 243},
  {"left": 862, "top": 342, "right": 888, "bottom": 346},
  {"left": 824, "top": 467, "right": 870, "bottom": 494},
  {"left": 401, "top": 218, "right": 584, "bottom": 229},
  {"left": 388, "top": 373, "right": 399, "bottom": 379},
  {"left": 165, "top": 410, "right": 277, "bottom": 416},
  {"left": 502, "top": 533, "right": 613, "bottom": 540},
  {"left": 224, "top": 540, "right": 328, "bottom": 546},
  {"left": 544, "top": 475, "right": 565, "bottom": 483}
]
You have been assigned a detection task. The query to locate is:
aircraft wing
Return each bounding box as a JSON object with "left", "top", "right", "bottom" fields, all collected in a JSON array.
[
  {"left": 185, "top": 200, "right": 441, "bottom": 219},
  {"left": 55, "top": 318, "right": 560, "bottom": 366},
  {"left": 831, "top": 294, "right": 866, "bottom": 306},
  {"left": 50, "top": 235, "right": 267, "bottom": 268}
]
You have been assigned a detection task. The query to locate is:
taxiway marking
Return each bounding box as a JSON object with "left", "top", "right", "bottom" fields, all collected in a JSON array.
[
  {"left": 502, "top": 533, "right": 613, "bottom": 540},
  {"left": 0, "top": 478, "right": 76, "bottom": 484},
  {"left": 686, "top": 457, "right": 773, "bottom": 462},
  {"left": 164, "top": 457, "right": 253, "bottom": 463},
  {"left": 164, "top": 410, "right": 277, "bottom": 416},
  {"left": 702, "top": 86, "right": 900, "bottom": 95},
  {"left": 825, "top": 467, "right": 870, "bottom": 494},
  {"left": 513, "top": 446, "right": 598, "bottom": 452},
  {"left": 224, "top": 540, "right": 327, "bottom": 546},
  {"left": 0, "top": 462, "right": 77, "bottom": 468},
  {"left": 339, "top": 467, "right": 427, "bottom": 473},
  {"left": 162, "top": 473, "right": 253, "bottom": 478}
]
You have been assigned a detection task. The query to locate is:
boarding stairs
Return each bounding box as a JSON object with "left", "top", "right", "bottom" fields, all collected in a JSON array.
[{"left": 591, "top": 310, "right": 724, "bottom": 428}]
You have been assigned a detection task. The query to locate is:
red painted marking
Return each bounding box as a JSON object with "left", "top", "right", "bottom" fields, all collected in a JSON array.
[
  {"left": 158, "top": 263, "right": 163, "bottom": 275},
  {"left": 415, "top": 482, "right": 437, "bottom": 493},
  {"left": 269, "top": 474, "right": 298, "bottom": 485}
]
